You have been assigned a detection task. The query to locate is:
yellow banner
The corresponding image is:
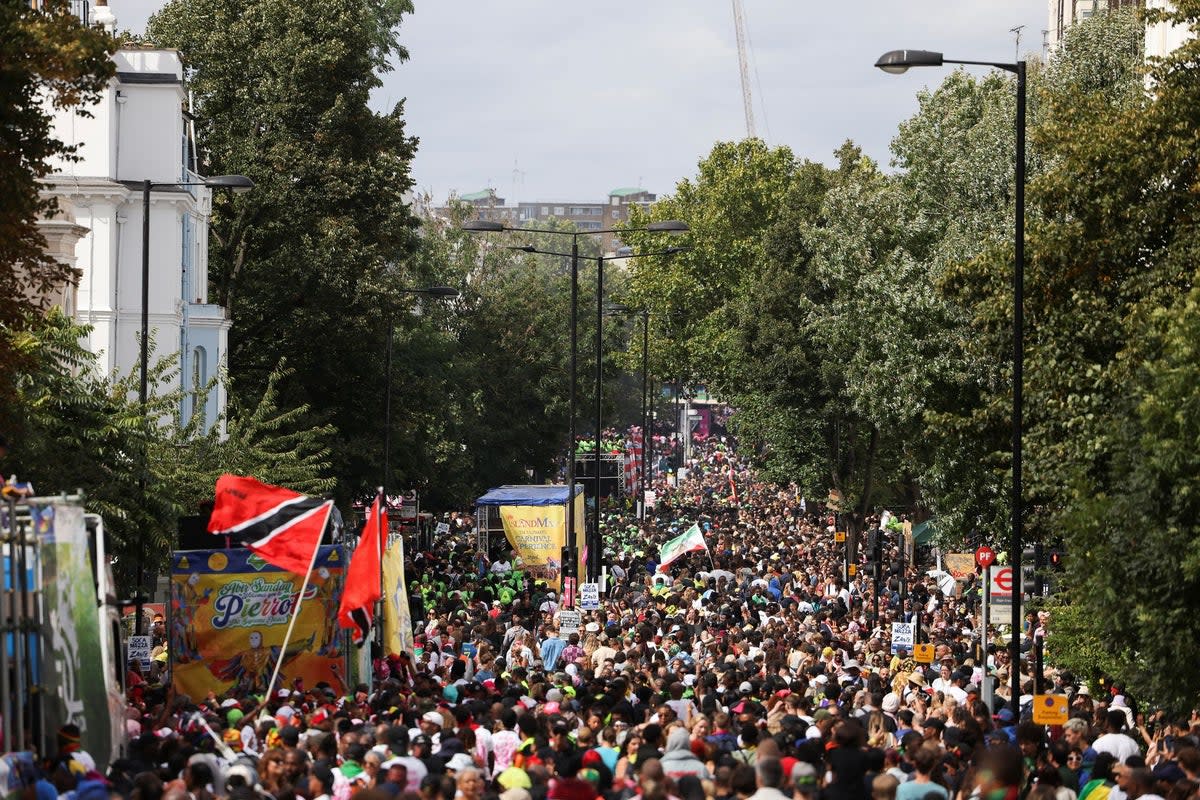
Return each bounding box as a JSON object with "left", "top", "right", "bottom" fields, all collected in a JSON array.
[
  {"left": 500, "top": 497, "right": 586, "bottom": 590},
  {"left": 501, "top": 504, "right": 564, "bottom": 583},
  {"left": 382, "top": 539, "right": 414, "bottom": 657},
  {"left": 169, "top": 547, "right": 347, "bottom": 701}
]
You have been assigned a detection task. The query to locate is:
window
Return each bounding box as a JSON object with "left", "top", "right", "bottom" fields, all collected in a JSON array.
[
  {"left": 554, "top": 206, "right": 565, "bottom": 216},
  {"left": 612, "top": 209, "right": 620, "bottom": 219},
  {"left": 192, "top": 346, "right": 207, "bottom": 421},
  {"left": 541, "top": 206, "right": 549, "bottom": 215}
]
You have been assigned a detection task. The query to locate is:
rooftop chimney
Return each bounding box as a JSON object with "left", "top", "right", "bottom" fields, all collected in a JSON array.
[{"left": 94, "top": 0, "right": 116, "bottom": 34}]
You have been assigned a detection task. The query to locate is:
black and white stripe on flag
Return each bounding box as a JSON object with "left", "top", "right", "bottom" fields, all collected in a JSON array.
[{"left": 208, "top": 474, "right": 332, "bottom": 575}]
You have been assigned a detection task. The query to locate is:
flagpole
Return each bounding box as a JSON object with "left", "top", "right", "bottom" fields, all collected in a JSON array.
[
  {"left": 377, "top": 489, "right": 385, "bottom": 654},
  {"left": 262, "top": 500, "right": 332, "bottom": 710}
]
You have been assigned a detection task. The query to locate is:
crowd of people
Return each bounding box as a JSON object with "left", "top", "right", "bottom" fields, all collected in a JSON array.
[{"left": 21, "top": 431, "right": 1200, "bottom": 800}]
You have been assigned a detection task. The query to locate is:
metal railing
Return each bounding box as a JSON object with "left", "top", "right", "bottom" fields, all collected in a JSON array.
[{"left": 0, "top": 498, "right": 45, "bottom": 758}]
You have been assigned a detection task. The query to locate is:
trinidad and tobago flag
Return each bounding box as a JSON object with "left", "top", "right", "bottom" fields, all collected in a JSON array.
[
  {"left": 207, "top": 474, "right": 332, "bottom": 575},
  {"left": 337, "top": 492, "right": 384, "bottom": 646}
]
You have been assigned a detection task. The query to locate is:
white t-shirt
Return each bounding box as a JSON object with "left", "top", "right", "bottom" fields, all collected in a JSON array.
[{"left": 1093, "top": 732, "right": 1141, "bottom": 764}]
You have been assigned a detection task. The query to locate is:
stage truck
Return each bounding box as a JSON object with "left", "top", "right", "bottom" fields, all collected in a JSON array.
[{"left": 0, "top": 495, "right": 126, "bottom": 768}]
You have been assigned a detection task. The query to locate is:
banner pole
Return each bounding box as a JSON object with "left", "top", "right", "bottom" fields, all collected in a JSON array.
[
  {"left": 376, "top": 489, "right": 385, "bottom": 655},
  {"left": 262, "top": 501, "right": 331, "bottom": 712},
  {"left": 192, "top": 711, "right": 238, "bottom": 761}
]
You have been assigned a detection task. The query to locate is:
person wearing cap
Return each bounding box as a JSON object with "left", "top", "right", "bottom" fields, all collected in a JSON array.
[{"left": 417, "top": 711, "right": 444, "bottom": 748}]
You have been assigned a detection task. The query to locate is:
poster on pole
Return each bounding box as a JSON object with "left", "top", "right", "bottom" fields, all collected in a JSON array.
[
  {"left": 127, "top": 635, "right": 152, "bottom": 671},
  {"left": 382, "top": 538, "right": 414, "bottom": 657},
  {"left": 579, "top": 582, "right": 600, "bottom": 610},
  {"left": 944, "top": 553, "right": 977, "bottom": 581},
  {"left": 988, "top": 566, "right": 1014, "bottom": 626},
  {"left": 558, "top": 610, "right": 581, "bottom": 635},
  {"left": 169, "top": 547, "right": 348, "bottom": 701},
  {"left": 890, "top": 622, "right": 915, "bottom": 654}
]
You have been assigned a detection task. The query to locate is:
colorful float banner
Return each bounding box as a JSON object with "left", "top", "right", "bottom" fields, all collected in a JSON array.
[
  {"left": 32, "top": 500, "right": 122, "bottom": 771},
  {"left": 381, "top": 538, "right": 414, "bottom": 657},
  {"left": 169, "top": 546, "right": 347, "bottom": 701},
  {"left": 498, "top": 493, "right": 584, "bottom": 589}
]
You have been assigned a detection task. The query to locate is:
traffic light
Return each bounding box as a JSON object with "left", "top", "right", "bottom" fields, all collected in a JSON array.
[
  {"left": 1048, "top": 547, "right": 1065, "bottom": 571},
  {"left": 864, "top": 531, "right": 881, "bottom": 580},
  {"left": 1021, "top": 545, "right": 1043, "bottom": 596}
]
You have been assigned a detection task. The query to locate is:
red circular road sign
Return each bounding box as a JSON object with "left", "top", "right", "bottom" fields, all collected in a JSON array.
[
  {"left": 976, "top": 546, "right": 996, "bottom": 568},
  {"left": 993, "top": 567, "right": 1013, "bottom": 592}
]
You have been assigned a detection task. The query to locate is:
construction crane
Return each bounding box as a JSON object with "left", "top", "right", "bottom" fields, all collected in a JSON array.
[{"left": 731, "top": 0, "right": 756, "bottom": 139}]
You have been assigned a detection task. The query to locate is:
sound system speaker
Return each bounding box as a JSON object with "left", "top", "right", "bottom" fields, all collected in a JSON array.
[{"left": 177, "top": 513, "right": 212, "bottom": 551}]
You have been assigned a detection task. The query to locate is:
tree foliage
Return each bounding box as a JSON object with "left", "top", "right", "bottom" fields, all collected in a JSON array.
[
  {"left": 3, "top": 312, "right": 334, "bottom": 594},
  {"left": 146, "top": 0, "right": 421, "bottom": 505},
  {"left": 619, "top": 6, "right": 1200, "bottom": 705},
  {"left": 0, "top": 0, "right": 114, "bottom": 385},
  {"left": 1035, "top": 1, "right": 1200, "bottom": 709}
]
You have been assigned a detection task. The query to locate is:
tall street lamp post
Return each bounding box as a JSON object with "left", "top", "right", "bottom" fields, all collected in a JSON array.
[
  {"left": 604, "top": 303, "right": 652, "bottom": 520},
  {"left": 464, "top": 219, "right": 688, "bottom": 590},
  {"left": 384, "top": 286, "right": 460, "bottom": 506},
  {"left": 135, "top": 173, "right": 253, "bottom": 635},
  {"left": 518, "top": 246, "right": 685, "bottom": 579},
  {"left": 875, "top": 48, "right": 1025, "bottom": 712}
]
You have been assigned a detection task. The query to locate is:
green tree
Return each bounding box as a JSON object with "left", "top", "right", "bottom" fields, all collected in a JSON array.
[
  {"left": 1033, "top": 2, "right": 1200, "bottom": 708},
  {"left": 156, "top": 363, "right": 337, "bottom": 513},
  {"left": 5, "top": 312, "right": 180, "bottom": 590},
  {"left": 146, "top": 0, "right": 421, "bottom": 505},
  {"left": 0, "top": 0, "right": 113, "bottom": 384},
  {"left": 4, "top": 312, "right": 335, "bottom": 593},
  {"left": 623, "top": 139, "right": 797, "bottom": 388}
]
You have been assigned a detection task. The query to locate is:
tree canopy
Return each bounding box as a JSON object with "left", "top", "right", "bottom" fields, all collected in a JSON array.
[{"left": 0, "top": 0, "right": 114, "bottom": 391}]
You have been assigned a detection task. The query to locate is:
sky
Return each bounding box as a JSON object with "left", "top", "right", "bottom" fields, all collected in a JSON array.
[{"left": 114, "top": 0, "right": 1048, "bottom": 205}]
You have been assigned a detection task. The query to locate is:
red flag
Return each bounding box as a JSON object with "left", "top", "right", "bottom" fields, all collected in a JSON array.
[
  {"left": 338, "top": 494, "right": 384, "bottom": 645},
  {"left": 208, "top": 474, "right": 331, "bottom": 574}
]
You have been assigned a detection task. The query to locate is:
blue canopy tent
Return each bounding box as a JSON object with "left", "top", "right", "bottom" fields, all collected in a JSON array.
[{"left": 475, "top": 485, "right": 582, "bottom": 507}]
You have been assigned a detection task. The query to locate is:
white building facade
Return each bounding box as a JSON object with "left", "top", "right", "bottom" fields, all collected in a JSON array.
[
  {"left": 44, "top": 43, "right": 229, "bottom": 431},
  {"left": 1046, "top": 0, "right": 1188, "bottom": 60}
]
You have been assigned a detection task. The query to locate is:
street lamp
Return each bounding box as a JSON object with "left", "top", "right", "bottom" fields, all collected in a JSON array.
[
  {"left": 876, "top": 48, "right": 1025, "bottom": 713},
  {"left": 384, "top": 286, "right": 460, "bottom": 508},
  {"left": 465, "top": 218, "right": 688, "bottom": 591},
  {"left": 514, "top": 245, "right": 686, "bottom": 579},
  {"left": 135, "top": 173, "right": 253, "bottom": 635},
  {"left": 140, "top": 174, "right": 254, "bottom": 413}
]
